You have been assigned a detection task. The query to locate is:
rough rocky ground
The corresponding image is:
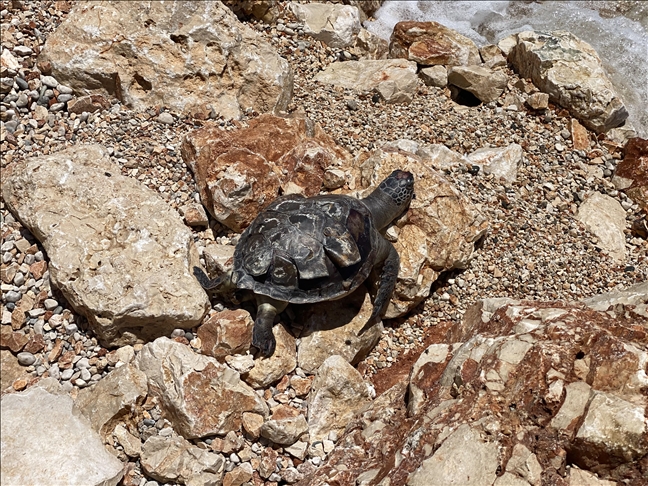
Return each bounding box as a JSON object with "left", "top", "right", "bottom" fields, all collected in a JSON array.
[{"left": 1, "top": 1, "right": 647, "bottom": 484}]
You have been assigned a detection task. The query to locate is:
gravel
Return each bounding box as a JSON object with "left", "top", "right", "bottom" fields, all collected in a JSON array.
[{"left": 1, "top": 0, "right": 646, "bottom": 483}]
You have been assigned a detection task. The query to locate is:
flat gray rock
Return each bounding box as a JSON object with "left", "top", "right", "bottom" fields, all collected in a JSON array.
[
  {"left": 2, "top": 144, "right": 209, "bottom": 347},
  {"left": 0, "top": 386, "right": 123, "bottom": 486}
]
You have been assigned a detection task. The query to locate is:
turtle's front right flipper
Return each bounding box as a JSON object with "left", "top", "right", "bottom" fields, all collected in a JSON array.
[{"left": 193, "top": 266, "right": 231, "bottom": 292}]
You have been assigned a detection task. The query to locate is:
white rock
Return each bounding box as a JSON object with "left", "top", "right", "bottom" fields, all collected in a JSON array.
[
  {"left": 0, "top": 387, "right": 123, "bottom": 486},
  {"left": 408, "top": 424, "right": 499, "bottom": 486},
  {"left": 508, "top": 31, "right": 628, "bottom": 133},
  {"left": 315, "top": 59, "right": 418, "bottom": 104},
  {"left": 576, "top": 192, "right": 627, "bottom": 261},
  {"left": 1, "top": 144, "right": 210, "bottom": 346},
  {"left": 141, "top": 435, "right": 224, "bottom": 484},
  {"left": 307, "top": 355, "right": 372, "bottom": 442},
  {"left": 468, "top": 143, "right": 523, "bottom": 182},
  {"left": 290, "top": 2, "right": 361, "bottom": 48},
  {"left": 39, "top": 2, "right": 293, "bottom": 119}
]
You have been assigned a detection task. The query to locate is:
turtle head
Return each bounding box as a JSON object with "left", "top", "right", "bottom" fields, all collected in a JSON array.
[{"left": 363, "top": 170, "right": 415, "bottom": 230}]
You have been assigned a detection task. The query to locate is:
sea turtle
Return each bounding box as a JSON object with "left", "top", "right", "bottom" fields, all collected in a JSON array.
[{"left": 194, "top": 170, "right": 415, "bottom": 357}]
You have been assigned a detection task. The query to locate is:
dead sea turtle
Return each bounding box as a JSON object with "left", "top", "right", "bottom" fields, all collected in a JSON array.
[{"left": 194, "top": 170, "right": 415, "bottom": 357}]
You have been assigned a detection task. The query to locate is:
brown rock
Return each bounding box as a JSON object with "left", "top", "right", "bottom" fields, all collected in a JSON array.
[
  {"left": 223, "top": 464, "right": 254, "bottom": 486},
  {"left": 389, "top": 21, "right": 481, "bottom": 67},
  {"left": 137, "top": 337, "right": 268, "bottom": 439},
  {"left": 570, "top": 118, "right": 591, "bottom": 151},
  {"left": 242, "top": 412, "right": 264, "bottom": 440},
  {"left": 47, "top": 338, "right": 63, "bottom": 363},
  {"left": 180, "top": 203, "right": 209, "bottom": 228},
  {"left": 66, "top": 94, "right": 111, "bottom": 114},
  {"left": 1, "top": 349, "right": 28, "bottom": 393},
  {"left": 259, "top": 447, "right": 279, "bottom": 479},
  {"left": 10, "top": 293, "right": 34, "bottom": 330},
  {"left": 0, "top": 327, "right": 28, "bottom": 353},
  {"left": 198, "top": 309, "right": 253, "bottom": 359},
  {"left": 290, "top": 376, "right": 312, "bottom": 397},
  {"left": 182, "top": 114, "right": 350, "bottom": 232},
  {"left": 612, "top": 137, "right": 648, "bottom": 211},
  {"left": 23, "top": 333, "right": 45, "bottom": 354},
  {"left": 527, "top": 92, "right": 550, "bottom": 111}
]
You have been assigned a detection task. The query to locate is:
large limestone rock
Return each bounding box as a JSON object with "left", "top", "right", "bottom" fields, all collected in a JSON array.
[
  {"left": 300, "top": 288, "right": 648, "bottom": 484},
  {"left": 507, "top": 31, "right": 628, "bottom": 133},
  {"left": 576, "top": 192, "right": 627, "bottom": 262},
  {"left": 307, "top": 355, "right": 372, "bottom": 442},
  {"left": 1, "top": 144, "right": 209, "bottom": 347},
  {"left": 612, "top": 137, "right": 648, "bottom": 211},
  {"left": 75, "top": 363, "right": 148, "bottom": 441},
  {"left": 137, "top": 337, "right": 268, "bottom": 439},
  {"left": 290, "top": 2, "right": 361, "bottom": 48},
  {"left": 141, "top": 435, "right": 224, "bottom": 485},
  {"left": 1, "top": 386, "right": 124, "bottom": 486},
  {"left": 182, "top": 114, "right": 351, "bottom": 232},
  {"left": 295, "top": 288, "right": 383, "bottom": 374},
  {"left": 447, "top": 65, "right": 508, "bottom": 103},
  {"left": 389, "top": 21, "right": 481, "bottom": 67},
  {"left": 314, "top": 59, "right": 418, "bottom": 104},
  {"left": 358, "top": 144, "right": 489, "bottom": 317},
  {"left": 38, "top": 1, "right": 292, "bottom": 119}
]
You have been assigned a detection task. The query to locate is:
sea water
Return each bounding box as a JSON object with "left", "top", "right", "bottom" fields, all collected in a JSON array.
[{"left": 365, "top": 1, "right": 648, "bottom": 137}]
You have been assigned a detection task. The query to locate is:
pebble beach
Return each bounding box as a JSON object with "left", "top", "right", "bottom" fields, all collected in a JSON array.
[{"left": 1, "top": 1, "right": 647, "bottom": 483}]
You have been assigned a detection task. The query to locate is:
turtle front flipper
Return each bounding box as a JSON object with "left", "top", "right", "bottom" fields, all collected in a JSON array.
[
  {"left": 252, "top": 298, "right": 288, "bottom": 357},
  {"left": 361, "top": 238, "right": 399, "bottom": 334}
]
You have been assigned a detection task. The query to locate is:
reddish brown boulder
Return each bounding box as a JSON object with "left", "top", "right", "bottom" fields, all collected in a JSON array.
[
  {"left": 198, "top": 309, "right": 253, "bottom": 360},
  {"left": 389, "top": 21, "right": 481, "bottom": 67},
  {"left": 297, "top": 284, "right": 648, "bottom": 485},
  {"left": 613, "top": 137, "right": 648, "bottom": 211},
  {"left": 181, "top": 115, "right": 351, "bottom": 232}
]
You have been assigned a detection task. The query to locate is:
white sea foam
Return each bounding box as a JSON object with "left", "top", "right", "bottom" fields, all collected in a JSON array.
[{"left": 366, "top": 1, "right": 648, "bottom": 136}]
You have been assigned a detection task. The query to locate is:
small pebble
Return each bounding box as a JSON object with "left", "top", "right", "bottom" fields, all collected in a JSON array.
[
  {"left": 43, "top": 299, "right": 58, "bottom": 311},
  {"left": 41, "top": 75, "right": 58, "bottom": 88},
  {"left": 17, "top": 352, "right": 36, "bottom": 366},
  {"left": 157, "top": 112, "right": 175, "bottom": 124}
]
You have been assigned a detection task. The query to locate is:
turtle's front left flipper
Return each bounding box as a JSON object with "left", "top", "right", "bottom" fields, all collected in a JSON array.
[{"left": 360, "top": 240, "right": 399, "bottom": 334}]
